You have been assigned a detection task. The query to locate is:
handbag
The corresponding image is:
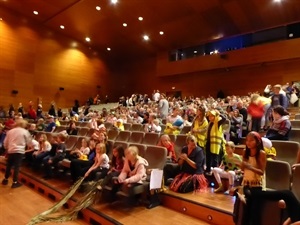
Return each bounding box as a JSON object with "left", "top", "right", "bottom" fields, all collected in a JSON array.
[{"left": 290, "top": 93, "right": 299, "bottom": 104}]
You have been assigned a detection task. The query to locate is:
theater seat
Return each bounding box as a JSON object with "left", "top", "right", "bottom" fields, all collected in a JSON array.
[
  {"left": 271, "top": 140, "right": 300, "bottom": 166},
  {"left": 292, "top": 164, "right": 300, "bottom": 201},
  {"left": 265, "top": 160, "right": 291, "bottom": 190},
  {"left": 142, "top": 133, "right": 160, "bottom": 146}
]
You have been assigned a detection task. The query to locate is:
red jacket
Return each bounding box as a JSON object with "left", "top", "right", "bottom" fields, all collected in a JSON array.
[{"left": 247, "top": 102, "right": 264, "bottom": 118}]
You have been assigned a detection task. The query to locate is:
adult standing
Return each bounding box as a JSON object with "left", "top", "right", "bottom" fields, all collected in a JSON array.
[
  {"left": 158, "top": 93, "right": 169, "bottom": 120},
  {"left": 2, "top": 119, "right": 32, "bottom": 188}
]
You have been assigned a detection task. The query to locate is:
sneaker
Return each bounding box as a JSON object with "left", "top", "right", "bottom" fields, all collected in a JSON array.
[
  {"left": 224, "top": 190, "right": 230, "bottom": 195},
  {"left": 1, "top": 179, "right": 8, "bottom": 185},
  {"left": 11, "top": 182, "right": 22, "bottom": 188}
]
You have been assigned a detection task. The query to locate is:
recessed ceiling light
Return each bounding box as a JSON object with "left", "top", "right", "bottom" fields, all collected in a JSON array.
[
  {"left": 107, "top": 47, "right": 111, "bottom": 51},
  {"left": 273, "top": 0, "right": 282, "bottom": 2},
  {"left": 159, "top": 31, "right": 164, "bottom": 35},
  {"left": 111, "top": 0, "right": 118, "bottom": 4},
  {"left": 138, "top": 17, "right": 143, "bottom": 21},
  {"left": 85, "top": 37, "right": 91, "bottom": 42},
  {"left": 143, "top": 35, "right": 150, "bottom": 41},
  {"left": 123, "top": 23, "right": 127, "bottom": 27},
  {"left": 71, "top": 42, "right": 78, "bottom": 48},
  {"left": 33, "top": 11, "right": 39, "bottom": 15},
  {"left": 96, "top": 6, "right": 101, "bottom": 11},
  {"left": 60, "top": 25, "right": 65, "bottom": 29},
  {"left": 194, "top": 50, "right": 198, "bottom": 54}
]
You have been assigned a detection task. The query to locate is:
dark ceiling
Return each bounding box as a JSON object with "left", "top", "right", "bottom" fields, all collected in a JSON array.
[{"left": 1, "top": 0, "right": 300, "bottom": 60}]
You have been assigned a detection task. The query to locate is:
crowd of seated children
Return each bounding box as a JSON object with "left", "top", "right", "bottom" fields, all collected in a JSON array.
[
  {"left": 213, "top": 141, "right": 242, "bottom": 195},
  {"left": 164, "top": 135, "right": 207, "bottom": 193},
  {"left": 42, "top": 132, "right": 67, "bottom": 179},
  {"left": 157, "top": 134, "right": 176, "bottom": 163}
]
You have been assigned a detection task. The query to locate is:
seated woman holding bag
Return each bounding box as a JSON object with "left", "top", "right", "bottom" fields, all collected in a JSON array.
[
  {"left": 168, "top": 135, "right": 207, "bottom": 193},
  {"left": 265, "top": 105, "right": 291, "bottom": 140}
]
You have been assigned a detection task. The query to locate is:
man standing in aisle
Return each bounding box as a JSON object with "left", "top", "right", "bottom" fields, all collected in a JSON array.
[{"left": 2, "top": 119, "right": 32, "bottom": 188}]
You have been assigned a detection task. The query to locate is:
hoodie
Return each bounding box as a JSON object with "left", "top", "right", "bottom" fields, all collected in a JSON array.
[{"left": 118, "top": 156, "right": 149, "bottom": 184}]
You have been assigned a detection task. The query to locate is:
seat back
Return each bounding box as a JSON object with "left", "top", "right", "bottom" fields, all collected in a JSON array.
[
  {"left": 113, "top": 141, "right": 129, "bottom": 152},
  {"left": 107, "top": 129, "right": 119, "bottom": 141},
  {"left": 174, "top": 134, "right": 188, "bottom": 159},
  {"left": 75, "top": 136, "right": 88, "bottom": 149},
  {"left": 180, "top": 125, "right": 191, "bottom": 134},
  {"left": 104, "top": 122, "right": 113, "bottom": 130},
  {"left": 292, "top": 164, "right": 300, "bottom": 201},
  {"left": 295, "top": 114, "right": 300, "bottom": 120},
  {"left": 142, "top": 132, "right": 160, "bottom": 145},
  {"left": 130, "top": 123, "right": 143, "bottom": 131},
  {"left": 271, "top": 140, "right": 300, "bottom": 166},
  {"left": 123, "top": 123, "right": 132, "bottom": 131},
  {"left": 128, "top": 131, "right": 144, "bottom": 144},
  {"left": 115, "top": 130, "right": 131, "bottom": 142},
  {"left": 129, "top": 143, "right": 147, "bottom": 158},
  {"left": 265, "top": 160, "right": 291, "bottom": 190},
  {"left": 291, "top": 120, "right": 300, "bottom": 129},
  {"left": 59, "top": 120, "right": 69, "bottom": 126},
  {"left": 65, "top": 135, "right": 79, "bottom": 152},
  {"left": 160, "top": 124, "right": 166, "bottom": 133},
  {"left": 289, "top": 128, "right": 300, "bottom": 142},
  {"left": 79, "top": 122, "right": 90, "bottom": 127},
  {"left": 54, "top": 126, "right": 66, "bottom": 133},
  {"left": 86, "top": 128, "right": 96, "bottom": 137},
  {"left": 144, "top": 146, "right": 167, "bottom": 170},
  {"left": 78, "top": 127, "right": 89, "bottom": 136},
  {"left": 222, "top": 119, "right": 231, "bottom": 141}
]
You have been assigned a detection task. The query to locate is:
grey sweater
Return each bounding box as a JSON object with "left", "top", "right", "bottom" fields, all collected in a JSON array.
[{"left": 4, "top": 127, "right": 32, "bottom": 154}]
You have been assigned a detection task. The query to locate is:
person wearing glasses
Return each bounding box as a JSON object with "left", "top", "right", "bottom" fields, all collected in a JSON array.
[{"left": 168, "top": 135, "right": 207, "bottom": 193}]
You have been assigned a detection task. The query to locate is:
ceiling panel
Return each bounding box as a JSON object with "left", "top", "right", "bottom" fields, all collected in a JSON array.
[{"left": 1, "top": 0, "right": 300, "bottom": 60}]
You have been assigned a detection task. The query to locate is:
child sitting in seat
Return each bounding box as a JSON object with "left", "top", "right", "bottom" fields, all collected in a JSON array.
[
  {"left": 213, "top": 141, "right": 242, "bottom": 194},
  {"left": 100, "top": 145, "right": 125, "bottom": 190},
  {"left": 157, "top": 134, "right": 176, "bottom": 163},
  {"left": 84, "top": 143, "right": 109, "bottom": 181}
]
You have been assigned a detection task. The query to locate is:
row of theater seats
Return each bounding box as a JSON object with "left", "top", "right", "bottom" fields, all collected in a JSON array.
[{"left": 107, "top": 130, "right": 189, "bottom": 159}]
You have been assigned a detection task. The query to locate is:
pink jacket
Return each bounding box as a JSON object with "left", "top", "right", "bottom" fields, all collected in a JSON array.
[{"left": 118, "top": 156, "right": 149, "bottom": 184}]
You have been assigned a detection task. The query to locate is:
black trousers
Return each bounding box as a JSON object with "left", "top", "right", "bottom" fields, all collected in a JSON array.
[
  {"left": 70, "top": 159, "right": 93, "bottom": 182},
  {"left": 5, "top": 153, "right": 24, "bottom": 182},
  {"left": 205, "top": 150, "right": 219, "bottom": 173}
]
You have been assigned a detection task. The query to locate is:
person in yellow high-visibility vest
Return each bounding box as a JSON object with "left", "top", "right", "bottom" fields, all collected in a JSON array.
[{"left": 205, "top": 110, "right": 226, "bottom": 175}]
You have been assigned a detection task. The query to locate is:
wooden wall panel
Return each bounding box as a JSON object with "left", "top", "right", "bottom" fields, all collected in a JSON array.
[
  {"left": 112, "top": 56, "right": 300, "bottom": 100},
  {"left": 156, "top": 38, "right": 300, "bottom": 77},
  {"left": 0, "top": 8, "right": 109, "bottom": 111}
]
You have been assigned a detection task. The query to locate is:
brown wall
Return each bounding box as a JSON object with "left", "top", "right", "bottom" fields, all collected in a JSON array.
[
  {"left": 0, "top": 8, "right": 110, "bottom": 111},
  {"left": 113, "top": 39, "right": 300, "bottom": 99}
]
